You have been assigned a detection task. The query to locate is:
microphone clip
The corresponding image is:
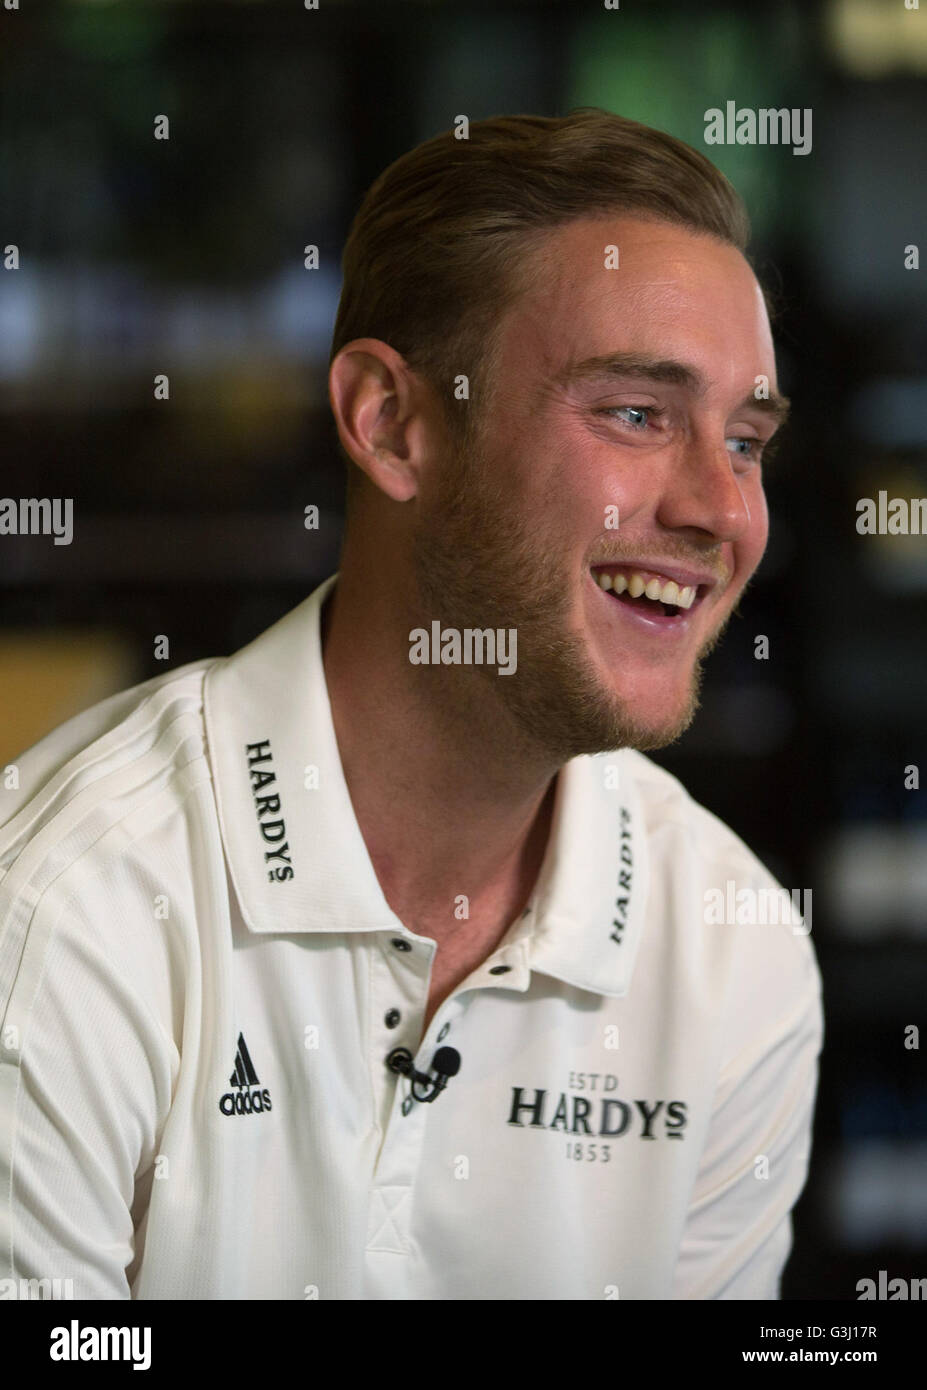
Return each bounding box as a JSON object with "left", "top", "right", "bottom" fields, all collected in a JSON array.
[{"left": 386, "top": 1045, "right": 461, "bottom": 1104}]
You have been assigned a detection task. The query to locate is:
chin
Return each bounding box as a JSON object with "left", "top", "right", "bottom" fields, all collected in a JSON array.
[
  {"left": 620, "top": 707, "right": 699, "bottom": 753},
  {"left": 592, "top": 674, "right": 703, "bottom": 755}
]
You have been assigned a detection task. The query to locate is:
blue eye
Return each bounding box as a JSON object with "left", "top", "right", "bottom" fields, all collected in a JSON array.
[
  {"left": 600, "top": 406, "right": 655, "bottom": 429},
  {"left": 598, "top": 408, "right": 778, "bottom": 466},
  {"left": 726, "top": 437, "right": 768, "bottom": 462}
]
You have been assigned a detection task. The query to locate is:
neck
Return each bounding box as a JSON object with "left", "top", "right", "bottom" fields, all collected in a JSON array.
[{"left": 321, "top": 566, "right": 558, "bottom": 937}]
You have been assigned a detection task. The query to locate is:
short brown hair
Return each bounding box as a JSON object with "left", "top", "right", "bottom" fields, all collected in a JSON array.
[{"left": 330, "top": 109, "right": 753, "bottom": 485}]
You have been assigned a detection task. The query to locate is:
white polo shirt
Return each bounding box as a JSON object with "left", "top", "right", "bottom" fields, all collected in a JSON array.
[{"left": 0, "top": 574, "right": 823, "bottom": 1301}]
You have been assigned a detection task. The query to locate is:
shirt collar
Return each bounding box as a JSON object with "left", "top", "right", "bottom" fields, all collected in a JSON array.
[{"left": 204, "top": 574, "right": 649, "bottom": 999}]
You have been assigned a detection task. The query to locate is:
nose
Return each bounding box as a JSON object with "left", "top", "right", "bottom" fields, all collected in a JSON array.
[{"left": 655, "top": 432, "right": 753, "bottom": 542}]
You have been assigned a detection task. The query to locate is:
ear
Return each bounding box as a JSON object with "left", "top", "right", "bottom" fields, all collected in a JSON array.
[{"left": 328, "top": 339, "right": 428, "bottom": 503}]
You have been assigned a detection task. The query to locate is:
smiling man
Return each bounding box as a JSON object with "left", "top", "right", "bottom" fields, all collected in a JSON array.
[{"left": 0, "top": 111, "right": 822, "bottom": 1301}]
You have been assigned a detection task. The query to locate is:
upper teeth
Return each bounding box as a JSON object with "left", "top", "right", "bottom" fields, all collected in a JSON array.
[{"left": 594, "top": 570, "right": 697, "bottom": 609}]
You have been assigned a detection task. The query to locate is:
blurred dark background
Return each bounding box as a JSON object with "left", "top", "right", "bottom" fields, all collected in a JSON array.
[{"left": 2, "top": 0, "right": 926, "bottom": 1300}]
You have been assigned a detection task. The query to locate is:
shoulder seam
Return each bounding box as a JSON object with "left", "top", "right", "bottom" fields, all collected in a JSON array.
[{"left": 0, "top": 670, "right": 211, "bottom": 865}]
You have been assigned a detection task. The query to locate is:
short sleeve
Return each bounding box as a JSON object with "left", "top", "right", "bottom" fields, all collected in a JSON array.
[
  {"left": 673, "top": 923, "right": 824, "bottom": 1299},
  {"left": 0, "top": 885, "right": 175, "bottom": 1300}
]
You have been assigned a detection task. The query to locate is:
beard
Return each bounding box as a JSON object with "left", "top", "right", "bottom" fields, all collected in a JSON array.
[{"left": 410, "top": 425, "right": 734, "bottom": 765}]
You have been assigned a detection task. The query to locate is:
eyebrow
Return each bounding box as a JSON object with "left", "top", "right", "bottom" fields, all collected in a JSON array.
[{"left": 554, "top": 351, "right": 792, "bottom": 429}]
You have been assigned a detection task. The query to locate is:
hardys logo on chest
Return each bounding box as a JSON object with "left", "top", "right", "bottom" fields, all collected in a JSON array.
[
  {"left": 245, "top": 740, "right": 294, "bottom": 882},
  {"left": 507, "top": 1073, "right": 687, "bottom": 1142}
]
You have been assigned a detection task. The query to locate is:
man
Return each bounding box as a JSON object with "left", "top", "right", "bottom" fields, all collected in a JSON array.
[{"left": 0, "top": 110, "right": 822, "bottom": 1300}]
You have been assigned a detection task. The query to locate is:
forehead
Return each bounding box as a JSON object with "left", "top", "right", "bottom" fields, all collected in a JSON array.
[{"left": 500, "top": 215, "right": 776, "bottom": 391}]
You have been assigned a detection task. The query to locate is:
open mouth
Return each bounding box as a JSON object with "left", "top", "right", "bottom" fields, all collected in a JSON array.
[{"left": 589, "top": 565, "right": 708, "bottom": 622}]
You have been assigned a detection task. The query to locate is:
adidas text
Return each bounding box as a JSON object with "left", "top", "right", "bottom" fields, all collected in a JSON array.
[{"left": 219, "top": 1086, "right": 272, "bottom": 1116}]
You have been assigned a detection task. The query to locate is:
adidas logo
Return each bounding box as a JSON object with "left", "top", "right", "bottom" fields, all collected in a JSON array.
[{"left": 219, "top": 1032, "right": 273, "bottom": 1116}]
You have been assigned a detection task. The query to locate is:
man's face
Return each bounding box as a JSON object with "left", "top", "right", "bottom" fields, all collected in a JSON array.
[{"left": 411, "top": 215, "right": 785, "bottom": 760}]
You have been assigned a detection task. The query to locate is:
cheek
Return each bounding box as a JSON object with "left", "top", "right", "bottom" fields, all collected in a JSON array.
[
  {"left": 518, "top": 438, "right": 608, "bottom": 536},
  {"left": 544, "top": 430, "right": 639, "bottom": 529}
]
